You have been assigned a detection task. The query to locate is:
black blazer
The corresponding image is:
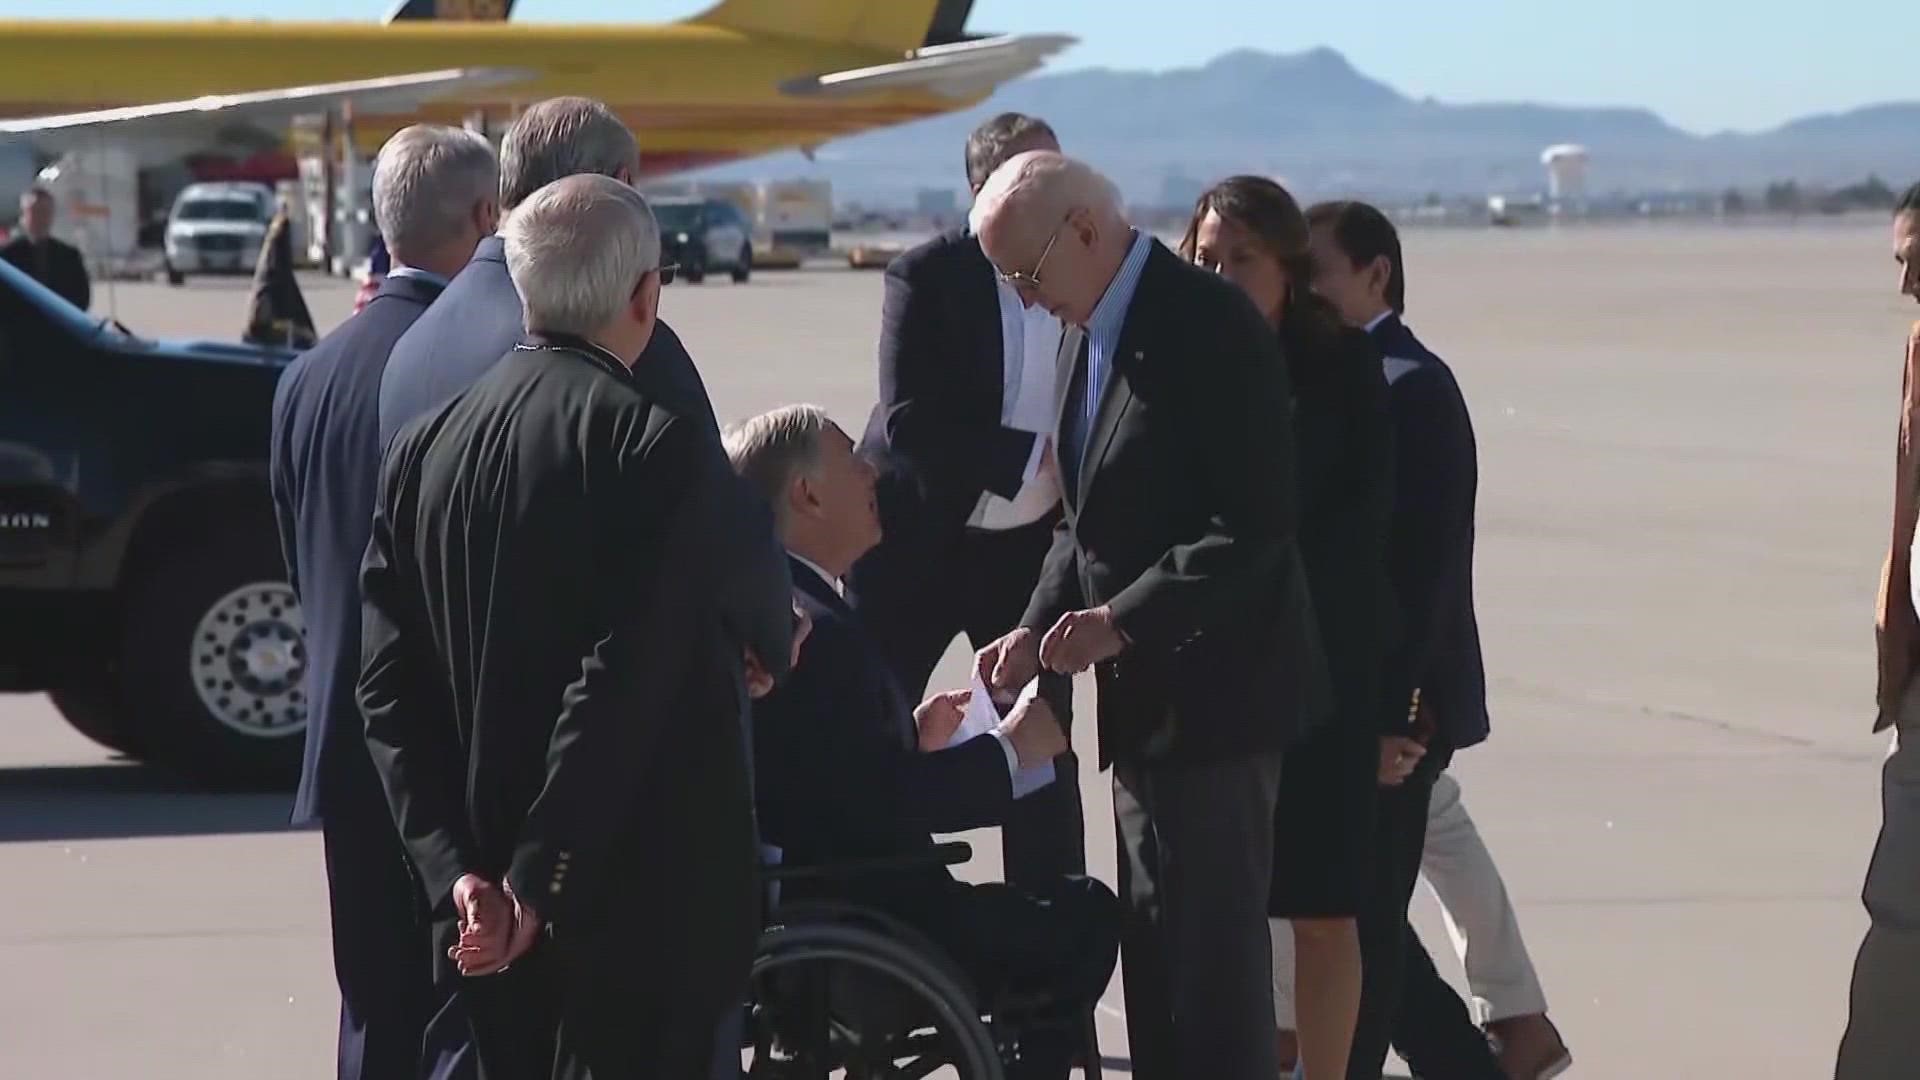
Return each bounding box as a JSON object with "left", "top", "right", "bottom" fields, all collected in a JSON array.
[
  {"left": 270, "top": 273, "right": 443, "bottom": 827},
  {"left": 378, "top": 235, "right": 716, "bottom": 449},
  {"left": 1284, "top": 317, "right": 1402, "bottom": 737},
  {"left": 753, "top": 557, "right": 1012, "bottom": 911},
  {"left": 1369, "top": 314, "right": 1489, "bottom": 752},
  {"left": 855, "top": 228, "right": 1041, "bottom": 554},
  {"left": 2, "top": 235, "right": 89, "bottom": 311},
  {"left": 1024, "top": 240, "right": 1330, "bottom": 766},
  {"left": 357, "top": 334, "right": 794, "bottom": 961}
]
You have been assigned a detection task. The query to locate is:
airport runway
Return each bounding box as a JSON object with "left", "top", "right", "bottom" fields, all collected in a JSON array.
[{"left": 2, "top": 218, "right": 1909, "bottom": 1078}]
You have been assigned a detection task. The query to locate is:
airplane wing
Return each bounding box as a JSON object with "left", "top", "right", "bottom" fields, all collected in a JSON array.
[
  {"left": 0, "top": 68, "right": 533, "bottom": 152},
  {"left": 778, "top": 34, "right": 1076, "bottom": 101}
]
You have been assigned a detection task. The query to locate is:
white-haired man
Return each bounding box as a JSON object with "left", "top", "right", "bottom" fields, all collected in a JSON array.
[
  {"left": 269, "top": 121, "right": 498, "bottom": 1080},
  {"left": 971, "top": 151, "right": 1329, "bottom": 1080},
  {"left": 358, "top": 173, "right": 803, "bottom": 1079}
]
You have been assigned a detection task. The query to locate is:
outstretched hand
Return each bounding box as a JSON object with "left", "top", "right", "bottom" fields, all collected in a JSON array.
[{"left": 914, "top": 688, "right": 972, "bottom": 751}]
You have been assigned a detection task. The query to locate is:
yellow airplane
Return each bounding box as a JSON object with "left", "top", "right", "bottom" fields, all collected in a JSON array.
[{"left": 0, "top": 0, "right": 1074, "bottom": 202}]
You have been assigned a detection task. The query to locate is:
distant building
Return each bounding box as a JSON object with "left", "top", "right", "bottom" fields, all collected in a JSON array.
[{"left": 916, "top": 187, "right": 959, "bottom": 218}]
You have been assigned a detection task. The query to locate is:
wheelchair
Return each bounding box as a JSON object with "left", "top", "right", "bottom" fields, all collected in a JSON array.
[{"left": 736, "top": 841, "right": 1103, "bottom": 1079}]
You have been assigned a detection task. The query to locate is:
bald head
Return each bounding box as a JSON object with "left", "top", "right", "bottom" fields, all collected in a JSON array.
[{"left": 970, "top": 151, "right": 1131, "bottom": 326}]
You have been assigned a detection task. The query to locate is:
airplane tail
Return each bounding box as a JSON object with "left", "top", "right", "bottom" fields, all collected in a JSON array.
[
  {"left": 384, "top": 0, "right": 517, "bottom": 22},
  {"left": 691, "top": 0, "right": 973, "bottom": 53}
]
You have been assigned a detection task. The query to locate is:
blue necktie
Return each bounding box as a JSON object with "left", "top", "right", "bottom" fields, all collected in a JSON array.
[{"left": 1057, "top": 335, "right": 1094, "bottom": 500}]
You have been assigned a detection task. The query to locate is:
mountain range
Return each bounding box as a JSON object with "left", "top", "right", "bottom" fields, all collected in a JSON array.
[{"left": 685, "top": 47, "right": 1920, "bottom": 207}]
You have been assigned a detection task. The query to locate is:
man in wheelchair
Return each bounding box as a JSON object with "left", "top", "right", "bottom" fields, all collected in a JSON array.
[{"left": 725, "top": 405, "right": 1121, "bottom": 1079}]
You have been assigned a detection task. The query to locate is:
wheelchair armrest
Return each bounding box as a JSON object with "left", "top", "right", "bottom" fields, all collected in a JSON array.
[{"left": 759, "top": 841, "right": 973, "bottom": 883}]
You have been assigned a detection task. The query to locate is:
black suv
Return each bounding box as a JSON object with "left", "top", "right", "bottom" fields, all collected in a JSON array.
[
  {"left": 0, "top": 257, "right": 304, "bottom": 788},
  {"left": 652, "top": 197, "right": 754, "bottom": 284}
]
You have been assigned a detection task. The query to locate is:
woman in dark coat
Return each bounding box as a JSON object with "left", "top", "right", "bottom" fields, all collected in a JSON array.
[{"left": 1179, "top": 175, "right": 1398, "bottom": 1080}]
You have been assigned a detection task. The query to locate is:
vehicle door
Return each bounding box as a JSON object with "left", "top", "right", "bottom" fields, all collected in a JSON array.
[
  {"left": 0, "top": 262, "right": 88, "bottom": 584},
  {"left": 708, "top": 203, "right": 743, "bottom": 262}
]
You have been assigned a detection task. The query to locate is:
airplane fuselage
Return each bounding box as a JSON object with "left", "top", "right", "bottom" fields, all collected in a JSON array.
[{"left": 0, "top": 20, "right": 979, "bottom": 176}]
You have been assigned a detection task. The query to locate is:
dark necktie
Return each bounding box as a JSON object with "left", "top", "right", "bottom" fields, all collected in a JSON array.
[{"left": 1056, "top": 335, "right": 1093, "bottom": 501}]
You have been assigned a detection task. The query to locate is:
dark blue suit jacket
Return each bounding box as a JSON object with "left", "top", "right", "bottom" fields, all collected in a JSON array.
[
  {"left": 1369, "top": 314, "right": 1489, "bottom": 752},
  {"left": 270, "top": 272, "right": 444, "bottom": 825},
  {"left": 753, "top": 557, "right": 1013, "bottom": 908},
  {"left": 378, "top": 235, "right": 716, "bottom": 447}
]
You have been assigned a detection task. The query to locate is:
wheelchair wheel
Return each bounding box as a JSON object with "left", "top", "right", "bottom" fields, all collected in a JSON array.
[{"left": 745, "top": 920, "right": 1003, "bottom": 1079}]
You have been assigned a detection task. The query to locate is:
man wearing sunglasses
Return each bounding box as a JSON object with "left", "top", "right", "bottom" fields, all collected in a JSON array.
[
  {"left": 850, "top": 113, "right": 1088, "bottom": 894},
  {"left": 972, "top": 151, "right": 1329, "bottom": 1080}
]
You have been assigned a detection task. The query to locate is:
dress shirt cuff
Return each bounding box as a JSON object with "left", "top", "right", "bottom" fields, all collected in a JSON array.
[{"left": 989, "top": 729, "right": 1020, "bottom": 781}]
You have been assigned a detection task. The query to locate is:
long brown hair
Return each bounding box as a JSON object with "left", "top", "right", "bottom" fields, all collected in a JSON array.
[{"left": 1177, "top": 175, "right": 1348, "bottom": 361}]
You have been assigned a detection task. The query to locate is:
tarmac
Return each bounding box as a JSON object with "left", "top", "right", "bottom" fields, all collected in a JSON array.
[{"left": 1, "top": 217, "right": 1910, "bottom": 1077}]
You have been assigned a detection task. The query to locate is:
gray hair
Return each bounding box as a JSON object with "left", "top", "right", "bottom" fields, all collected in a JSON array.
[
  {"left": 498, "top": 97, "right": 639, "bottom": 211},
  {"left": 503, "top": 173, "right": 661, "bottom": 337},
  {"left": 722, "top": 404, "right": 835, "bottom": 531},
  {"left": 964, "top": 112, "right": 1058, "bottom": 191},
  {"left": 371, "top": 124, "right": 498, "bottom": 260},
  {"left": 969, "top": 150, "right": 1124, "bottom": 238}
]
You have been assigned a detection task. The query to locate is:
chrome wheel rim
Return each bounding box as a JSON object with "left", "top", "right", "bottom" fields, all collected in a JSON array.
[{"left": 190, "top": 582, "right": 307, "bottom": 739}]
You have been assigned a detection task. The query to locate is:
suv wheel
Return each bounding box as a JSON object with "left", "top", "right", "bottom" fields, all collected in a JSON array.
[
  {"left": 50, "top": 685, "right": 150, "bottom": 758},
  {"left": 119, "top": 508, "right": 307, "bottom": 789},
  {"left": 732, "top": 243, "right": 752, "bottom": 284},
  {"left": 684, "top": 251, "right": 707, "bottom": 285}
]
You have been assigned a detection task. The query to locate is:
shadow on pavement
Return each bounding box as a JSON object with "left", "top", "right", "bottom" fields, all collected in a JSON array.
[{"left": 0, "top": 761, "right": 297, "bottom": 842}]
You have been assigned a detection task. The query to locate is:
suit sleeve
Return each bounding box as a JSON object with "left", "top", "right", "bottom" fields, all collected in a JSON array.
[
  {"left": 68, "top": 247, "right": 90, "bottom": 312},
  {"left": 267, "top": 373, "right": 300, "bottom": 596},
  {"left": 1105, "top": 294, "right": 1297, "bottom": 649},
  {"left": 1380, "top": 367, "right": 1477, "bottom": 728},
  {"left": 714, "top": 474, "right": 797, "bottom": 685},
  {"left": 1021, "top": 514, "right": 1085, "bottom": 635},
  {"left": 357, "top": 457, "right": 479, "bottom": 914},
  {"left": 503, "top": 417, "right": 741, "bottom": 924},
  {"left": 1307, "top": 355, "right": 1399, "bottom": 734},
  {"left": 756, "top": 630, "right": 1013, "bottom": 843},
  {"left": 874, "top": 253, "right": 1036, "bottom": 502}
]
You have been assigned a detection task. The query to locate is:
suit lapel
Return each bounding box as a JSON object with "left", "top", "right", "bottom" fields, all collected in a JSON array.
[
  {"left": 792, "top": 557, "right": 915, "bottom": 744},
  {"left": 962, "top": 234, "right": 1007, "bottom": 414}
]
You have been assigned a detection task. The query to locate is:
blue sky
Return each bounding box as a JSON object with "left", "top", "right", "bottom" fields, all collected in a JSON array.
[{"left": 7, "top": 0, "right": 1910, "bottom": 135}]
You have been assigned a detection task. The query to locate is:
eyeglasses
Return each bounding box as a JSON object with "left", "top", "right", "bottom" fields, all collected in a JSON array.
[
  {"left": 656, "top": 263, "right": 678, "bottom": 286},
  {"left": 993, "top": 215, "right": 1067, "bottom": 291}
]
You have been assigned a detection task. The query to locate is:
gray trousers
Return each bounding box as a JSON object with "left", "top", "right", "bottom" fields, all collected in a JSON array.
[
  {"left": 1113, "top": 750, "right": 1285, "bottom": 1080},
  {"left": 1836, "top": 723, "right": 1920, "bottom": 1079}
]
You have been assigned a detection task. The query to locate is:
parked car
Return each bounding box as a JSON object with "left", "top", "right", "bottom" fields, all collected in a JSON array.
[
  {"left": 651, "top": 196, "right": 754, "bottom": 284},
  {"left": 163, "top": 181, "right": 275, "bottom": 285},
  {"left": 0, "top": 254, "right": 304, "bottom": 788}
]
